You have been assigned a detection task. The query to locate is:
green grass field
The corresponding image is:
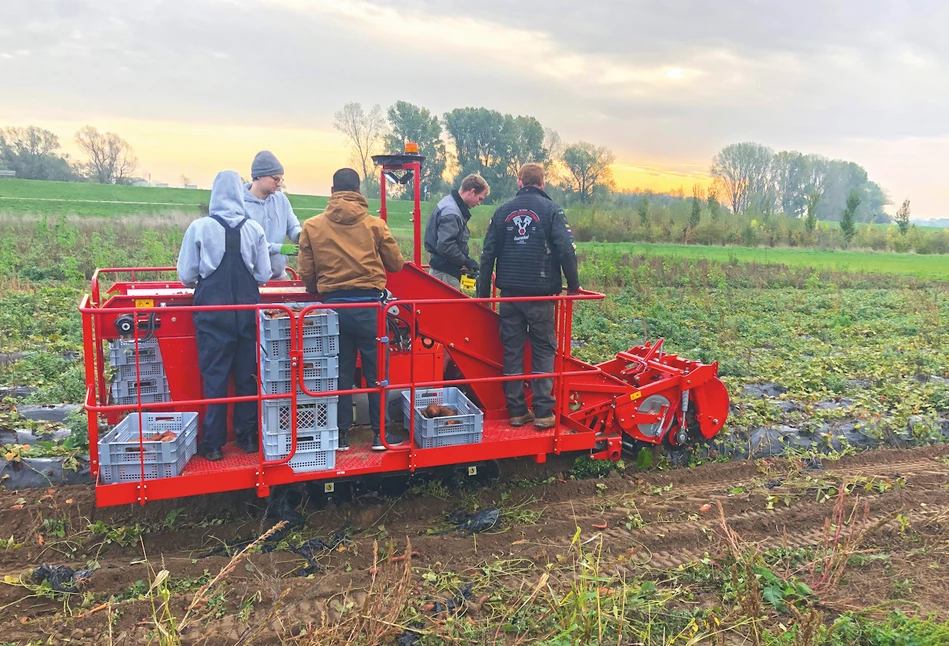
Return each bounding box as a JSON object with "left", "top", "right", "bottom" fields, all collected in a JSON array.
[
  {"left": 2, "top": 178, "right": 947, "bottom": 280},
  {"left": 0, "top": 177, "right": 424, "bottom": 220},
  {"left": 582, "top": 242, "right": 949, "bottom": 280}
]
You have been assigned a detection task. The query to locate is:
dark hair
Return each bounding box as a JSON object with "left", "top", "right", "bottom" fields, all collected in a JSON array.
[{"left": 332, "top": 168, "right": 361, "bottom": 193}]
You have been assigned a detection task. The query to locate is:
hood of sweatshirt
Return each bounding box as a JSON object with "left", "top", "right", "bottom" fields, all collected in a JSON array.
[
  {"left": 242, "top": 182, "right": 270, "bottom": 207},
  {"left": 209, "top": 171, "right": 246, "bottom": 224},
  {"left": 324, "top": 191, "right": 369, "bottom": 225}
]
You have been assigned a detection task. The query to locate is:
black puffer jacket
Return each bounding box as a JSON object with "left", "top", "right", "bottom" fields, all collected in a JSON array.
[{"left": 477, "top": 186, "right": 580, "bottom": 297}]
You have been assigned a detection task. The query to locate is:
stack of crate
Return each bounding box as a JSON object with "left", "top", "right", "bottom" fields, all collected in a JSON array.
[
  {"left": 259, "top": 304, "right": 340, "bottom": 472},
  {"left": 109, "top": 339, "right": 170, "bottom": 405}
]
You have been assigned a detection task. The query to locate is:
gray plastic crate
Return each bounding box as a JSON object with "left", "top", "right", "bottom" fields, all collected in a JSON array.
[
  {"left": 260, "top": 334, "right": 339, "bottom": 360},
  {"left": 262, "top": 428, "right": 338, "bottom": 460},
  {"left": 261, "top": 396, "right": 338, "bottom": 434},
  {"left": 98, "top": 412, "right": 197, "bottom": 484},
  {"left": 401, "top": 387, "right": 483, "bottom": 449},
  {"left": 115, "top": 360, "right": 165, "bottom": 381},
  {"left": 261, "top": 376, "right": 338, "bottom": 395},
  {"left": 287, "top": 448, "right": 336, "bottom": 473},
  {"left": 109, "top": 339, "right": 162, "bottom": 366},
  {"left": 112, "top": 391, "right": 169, "bottom": 406},
  {"left": 260, "top": 356, "right": 339, "bottom": 382},
  {"left": 111, "top": 376, "right": 169, "bottom": 399},
  {"left": 259, "top": 306, "right": 339, "bottom": 340}
]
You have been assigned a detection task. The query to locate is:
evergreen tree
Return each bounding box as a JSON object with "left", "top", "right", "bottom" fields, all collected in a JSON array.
[{"left": 839, "top": 190, "right": 860, "bottom": 245}]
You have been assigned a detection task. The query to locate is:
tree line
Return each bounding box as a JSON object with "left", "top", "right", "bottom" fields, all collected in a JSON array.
[
  {"left": 334, "top": 101, "right": 898, "bottom": 229},
  {"left": 333, "top": 101, "right": 614, "bottom": 204},
  {"left": 0, "top": 125, "right": 138, "bottom": 184},
  {"left": 710, "top": 142, "right": 890, "bottom": 224}
]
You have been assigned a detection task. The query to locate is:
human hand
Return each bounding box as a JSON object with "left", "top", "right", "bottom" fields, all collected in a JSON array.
[{"left": 279, "top": 243, "right": 298, "bottom": 255}]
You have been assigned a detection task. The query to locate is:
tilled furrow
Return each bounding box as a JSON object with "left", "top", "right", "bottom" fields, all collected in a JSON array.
[{"left": 607, "top": 500, "right": 949, "bottom": 575}]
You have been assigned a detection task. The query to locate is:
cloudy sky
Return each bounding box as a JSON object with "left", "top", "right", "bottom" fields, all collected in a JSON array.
[{"left": 3, "top": 0, "right": 947, "bottom": 217}]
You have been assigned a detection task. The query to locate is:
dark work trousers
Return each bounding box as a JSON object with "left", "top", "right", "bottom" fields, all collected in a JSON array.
[
  {"left": 193, "top": 215, "right": 260, "bottom": 452},
  {"left": 330, "top": 302, "right": 388, "bottom": 434},
  {"left": 498, "top": 298, "right": 557, "bottom": 419}
]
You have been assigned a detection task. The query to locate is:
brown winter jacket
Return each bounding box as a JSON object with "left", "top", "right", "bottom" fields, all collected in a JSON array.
[{"left": 297, "top": 191, "right": 405, "bottom": 295}]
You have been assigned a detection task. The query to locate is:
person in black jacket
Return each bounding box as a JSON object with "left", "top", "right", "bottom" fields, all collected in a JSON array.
[
  {"left": 477, "top": 163, "right": 580, "bottom": 430},
  {"left": 424, "top": 174, "right": 490, "bottom": 288}
]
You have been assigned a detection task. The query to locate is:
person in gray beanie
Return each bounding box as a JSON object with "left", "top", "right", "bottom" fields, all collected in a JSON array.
[{"left": 243, "top": 151, "right": 302, "bottom": 280}]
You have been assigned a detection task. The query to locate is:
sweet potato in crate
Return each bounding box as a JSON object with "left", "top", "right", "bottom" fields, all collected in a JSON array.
[
  {"left": 98, "top": 412, "right": 198, "bottom": 484},
  {"left": 401, "top": 387, "right": 483, "bottom": 449}
]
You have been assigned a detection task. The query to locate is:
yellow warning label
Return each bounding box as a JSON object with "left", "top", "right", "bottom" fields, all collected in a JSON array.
[
  {"left": 630, "top": 391, "right": 642, "bottom": 402},
  {"left": 135, "top": 299, "right": 154, "bottom": 308}
]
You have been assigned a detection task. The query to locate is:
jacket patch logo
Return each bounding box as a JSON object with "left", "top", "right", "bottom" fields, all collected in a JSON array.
[{"left": 505, "top": 209, "right": 540, "bottom": 244}]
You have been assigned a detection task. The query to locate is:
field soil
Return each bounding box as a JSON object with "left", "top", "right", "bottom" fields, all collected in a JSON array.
[{"left": 0, "top": 444, "right": 947, "bottom": 644}]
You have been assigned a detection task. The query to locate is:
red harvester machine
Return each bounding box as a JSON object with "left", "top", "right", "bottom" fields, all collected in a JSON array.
[{"left": 80, "top": 152, "right": 729, "bottom": 507}]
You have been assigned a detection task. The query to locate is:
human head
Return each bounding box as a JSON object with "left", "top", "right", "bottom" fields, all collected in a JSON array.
[
  {"left": 250, "top": 151, "right": 284, "bottom": 197},
  {"left": 209, "top": 170, "right": 245, "bottom": 219},
  {"left": 458, "top": 174, "right": 490, "bottom": 208},
  {"left": 517, "top": 163, "right": 545, "bottom": 190},
  {"left": 331, "top": 168, "right": 361, "bottom": 194}
]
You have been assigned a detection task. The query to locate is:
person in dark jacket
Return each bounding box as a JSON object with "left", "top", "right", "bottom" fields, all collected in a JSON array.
[
  {"left": 477, "top": 163, "right": 580, "bottom": 430},
  {"left": 177, "top": 171, "right": 272, "bottom": 461},
  {"left": 424, "top": 174, "right": 490, "bottom": 289}
]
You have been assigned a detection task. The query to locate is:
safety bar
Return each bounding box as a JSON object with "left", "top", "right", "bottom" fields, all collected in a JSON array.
[{"left": 82, "top": 277, "right": 605, "bottom": 494}]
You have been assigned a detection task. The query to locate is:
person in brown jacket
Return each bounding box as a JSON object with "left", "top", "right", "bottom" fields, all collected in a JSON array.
[{"left": 297, "top": 168, "right": 405, "bottom": 451}]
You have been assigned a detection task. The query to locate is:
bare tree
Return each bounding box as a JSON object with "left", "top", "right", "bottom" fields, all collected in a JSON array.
[
  {"left": 333, "top": 103, "right": 386, "bottom": 188},
  {"left": 710, "top": 142, "right": 774, "bottom": 215},
  {"left": 561, "top": 141, "right": 615, "bottom": 203},
  {"left": 0, "top": 126, "right": 78, "bottom": 180},
  {"left": 74, "top": 126, "right": 138, "bottom": 184}
]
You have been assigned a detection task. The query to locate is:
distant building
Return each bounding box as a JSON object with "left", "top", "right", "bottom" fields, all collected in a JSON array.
[
  {"left": 0, "top": 170, "right": 16, "bottom": 178},
  {"left": 184, "top": 184, "right": 198, "bottom": 189},
  {"left": 154, "top": 183, "right": 169, "bottom": 188}
]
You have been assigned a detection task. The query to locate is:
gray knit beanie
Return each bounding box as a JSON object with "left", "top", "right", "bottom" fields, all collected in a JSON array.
[{"left": 251, "top": 151, "right": 284, "bottom": 179}]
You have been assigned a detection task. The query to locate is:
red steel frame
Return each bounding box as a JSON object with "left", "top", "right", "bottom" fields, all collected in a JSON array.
[{"left": 80, "top": 161, "right": 729, "bottom": 507}]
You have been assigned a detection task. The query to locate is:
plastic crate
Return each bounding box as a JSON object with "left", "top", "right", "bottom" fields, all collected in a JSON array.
[
  {"left": 111, "top": 391, "right": 169, "bottom": 406},
  {"left": 111, "top": 376, "right": 169, "bottom": 399},
  {"left": 109, "top": 339, "right": 162, "bottom": 367},
  {"left": 114, "top": 360, "right": 165, "bottom": 381},
  {"left": 401, "top": 388, "right": 483, "bottom": 449},
  {"left": 259, "top": 306, "right": 339, "bottom": 340},
  {"left": 261, "top": 396, "right": 338, "bottom": 434},
  {"left": 98, "top": 412, "right": 197, "bottom": 484},
  {"left": 260, "top": 376, "right": 338, "bottom": 395},
  {"left": 260, "top": 334, "right": 339, "bottom": 360},
  {"left": 262, "top": 428, "right": 338, "bottom": 460},
  {"left": 259, "top": 356, "right": 339, "bottom": 382},
  {"left": 287, "top": 448, "right": 336, "bottom": 473}
]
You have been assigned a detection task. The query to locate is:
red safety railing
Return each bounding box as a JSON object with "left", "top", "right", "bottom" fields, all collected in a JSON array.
[{"left": 81, "top": 273, "right": 602, "bottom": 503}]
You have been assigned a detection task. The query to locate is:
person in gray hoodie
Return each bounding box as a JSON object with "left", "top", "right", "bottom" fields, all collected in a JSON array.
[
  {"left": 177, "top": 170, "right": 271, "bottom": 461},
  {"left": 243, "top": 151, "right": 302, "bottom": 281}
]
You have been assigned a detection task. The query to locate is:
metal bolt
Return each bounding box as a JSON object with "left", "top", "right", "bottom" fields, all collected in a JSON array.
[{"left": 464, "top": 337, "right": 469, "bottom": 342}]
